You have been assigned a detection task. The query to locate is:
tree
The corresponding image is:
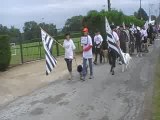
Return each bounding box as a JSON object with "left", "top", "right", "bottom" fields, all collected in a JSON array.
[
  {"left": 134, "top": 8, "right": 149, "bottom": 21},
  {"left": 23, "top": 21, "right": 39, "bottom": 40},
  {"left": 62, "top": 15, "right": 83, "bottom": 33},
  {"left": 82, "top": 10, "right": 145, "bottom": 40},
  {"left": 157, "top": 16, "right": 160, "bottom": 24},
  {"left": 0, "top": 24, "right": 9, "bottom": 35},
  {"left": 151, "top": 15, "right": 157, "bottom": 21},
  {"left": 39, "top": 23, "right": 57, "bottom": 36},
  {"left": 9, "top": 26, "right": 21, "bottom": 43},
  {"left": 0, "top": 25, "right": 21, "bottom": 43},
  {"left": 23, "top": 21, "right": 57, "bottom": 42}
]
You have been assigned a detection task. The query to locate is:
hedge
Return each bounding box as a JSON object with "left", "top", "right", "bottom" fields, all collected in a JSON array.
[{"left": 0, "top": 35, "right": 11, "bottom": 71}]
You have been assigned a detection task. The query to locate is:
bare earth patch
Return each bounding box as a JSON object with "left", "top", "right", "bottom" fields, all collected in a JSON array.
[{"left": 0, "top": 55, "right": 82, "bottom": 106}]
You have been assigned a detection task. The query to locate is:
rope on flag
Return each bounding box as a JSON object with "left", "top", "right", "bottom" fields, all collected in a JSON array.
[
  {"left": 105, "top": 17, "right": 126, "bottom": 64},
  {"left": 40, "top": 28, "right": 57, "bottom": 75}
]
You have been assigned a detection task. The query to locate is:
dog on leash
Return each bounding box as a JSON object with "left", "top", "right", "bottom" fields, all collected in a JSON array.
[
  {"left": 122, "top": 53, "right": 132, "bottom": 72},
  {"left": 77, "top": 64, "right": 88, "bottom": 79},
  {"left": 101, "top": 49, "right": 108, "bottom": 63}
]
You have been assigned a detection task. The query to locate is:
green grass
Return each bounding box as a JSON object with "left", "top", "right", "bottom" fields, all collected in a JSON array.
[
  {"left": 152, "top": 57, "right": 160, "bottom": 120},
  {"left": 10, "top": 37, "right": 82, "bottom": 65}
]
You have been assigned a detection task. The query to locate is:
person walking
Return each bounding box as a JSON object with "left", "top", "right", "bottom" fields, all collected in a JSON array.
[
  {"left": 119, "top": 25, "right": 128, "bottom": 53},
  {"left": 108, "top": 25, "right": 120, "bottom": 75},
  {"left": 141, "top": 27, "right": 148, "bottom": 52},
  {"left": 147, "top": 24, "right": 153, "bottom": 44},
  {"left": 129, "top": 30, "right": 135, "bottom": 55},
  {"left": 63, "top": 33, "right": 76, "bottom": 80},
  {"left": 123, "top": 25, "right": 130, "bottom": 53},
  {"left": 81, "top": 28, "right": 93, "bottom": 81},
  {"left": 135, "top": 27, "right": 142, "bottom": 57},
  {"left": 93, "top": 30, "right": 103, "bottom": 64}
]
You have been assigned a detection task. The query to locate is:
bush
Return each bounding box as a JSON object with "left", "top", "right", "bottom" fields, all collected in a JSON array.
[{"left": 0, "top": 35, "right": 11, "bottom": 71}]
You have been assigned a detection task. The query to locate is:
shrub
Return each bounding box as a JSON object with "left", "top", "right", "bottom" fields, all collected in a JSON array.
[{"left": 0, "top": 35, "right": 11, "bottom": 71}]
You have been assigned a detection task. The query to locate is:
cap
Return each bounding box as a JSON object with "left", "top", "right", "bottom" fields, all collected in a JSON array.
[{"left": 83, "top": 28, "right": 89, "bottom": 32}]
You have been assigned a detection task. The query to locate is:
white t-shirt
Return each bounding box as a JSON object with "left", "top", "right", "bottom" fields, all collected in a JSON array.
[
  {"left": 82, "top": 35, "right": 93, "bottom": 59},
  {"left": 112, "top": 31, "right": 120, "bottom": 46},
  {"left": 63, "top": 39, "right": 76, "bottom": 59},
  {"left": 94, "top": 34, "right": 103, "bottom": 48},
  {"left": 112, "top": 31, "right": 119, "bottom": 42},
  {"left": 140, "top": 29, "right": 147, "bottom": 41},
  {"left": 141, "top": 29, "right": 148, "bottom": 38}
]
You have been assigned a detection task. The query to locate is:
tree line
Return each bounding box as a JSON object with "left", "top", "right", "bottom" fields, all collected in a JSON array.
[{"left": 0, "top": 8, "right": 159, "bottom": 44}]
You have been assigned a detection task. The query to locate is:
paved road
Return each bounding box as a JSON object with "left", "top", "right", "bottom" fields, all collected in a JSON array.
[{"left": 0, "top": 39, "right": 160, "bottom": 120}]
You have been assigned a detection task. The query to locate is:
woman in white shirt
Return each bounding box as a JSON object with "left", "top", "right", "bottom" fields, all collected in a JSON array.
[{"left": 63, "top": 33, "right": 76, "bottom": 80}]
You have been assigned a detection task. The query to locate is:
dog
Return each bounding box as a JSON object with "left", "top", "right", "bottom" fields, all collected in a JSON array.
[
  {"left": 77, "top": 64, "right": 88, "bottom": 79},
  {"left": 101, "top": 49, "right": 108, "bottom": 63},
  {"left": 121, "top": 53, "right": 132, "bottom": 72}
]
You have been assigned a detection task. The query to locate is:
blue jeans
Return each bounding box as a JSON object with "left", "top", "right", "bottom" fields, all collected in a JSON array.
[{"left": 82, "top": 58, "right": 93, "bottom": 78}]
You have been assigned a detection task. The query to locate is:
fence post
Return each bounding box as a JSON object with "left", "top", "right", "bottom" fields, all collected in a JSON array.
[
  {"left": 56, "top": 41, "right": 59, "bottom": 56},
  {"left": 39, "top": 41, "right": 42, "bottom": 59},
  {"left": 19, "top": 36, "right": 24, "bottom": 64},
  {"left": 78, "top": 41, "right": 80, "bottom": 51}
]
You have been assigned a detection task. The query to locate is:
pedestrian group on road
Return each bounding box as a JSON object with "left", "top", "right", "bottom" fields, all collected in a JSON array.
[{"left": 63, "top": 23, "right": 160, "bottom": 80}]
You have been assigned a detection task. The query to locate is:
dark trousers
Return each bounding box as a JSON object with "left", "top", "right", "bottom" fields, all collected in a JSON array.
[
  {"left": 108, "top": 50, "right": 117, "bottom": 69},
  {"left": 65, "top": 58, "right": 72, "bottom": 72},
  {"left": 94, "top": 48, "right": 102, "bottom": 63},
  {"left": 136, "top": 42, "right": 142, "bottom": 53}
]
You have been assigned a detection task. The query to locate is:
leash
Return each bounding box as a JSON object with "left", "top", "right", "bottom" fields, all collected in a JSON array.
[{"left": 74, "top": 57, "right": 78, "bottom": 67}]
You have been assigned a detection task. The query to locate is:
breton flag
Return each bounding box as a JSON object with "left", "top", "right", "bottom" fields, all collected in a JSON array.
[
  {"left": 122, "top": 22, "right": 126, "bottom": 29},
  {"left": 144, "top": 21, "right": 149, "bottom": 30},
  {"left": 105, "top": 17, "right": 126, "bottom": 64},
  {"left": 40, "top": 28, "right": 57, "bottom": 75}
]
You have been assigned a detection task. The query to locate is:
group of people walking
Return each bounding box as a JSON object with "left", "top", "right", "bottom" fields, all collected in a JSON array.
[{"left": 62, "top": 24, "right": 159, "bottom": 80}]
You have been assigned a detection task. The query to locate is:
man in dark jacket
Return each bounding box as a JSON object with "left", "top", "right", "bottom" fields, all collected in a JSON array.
[
  {"left": 119, "top": 25, "right": 128, "bottom": 53},
  {"left": 147, "top": 24, "right": 153, "bottom": 44},
  {"left": 135, "top": 27, "right": 142, "bottom": 57}
]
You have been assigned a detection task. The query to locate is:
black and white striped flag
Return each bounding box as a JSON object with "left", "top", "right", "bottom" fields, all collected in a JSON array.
[
  {"left": 105, "top": 17, "right": 126, "bottom": 64},
  {"left": 41, "top": 28, "right": 57, "bottom": 75}
]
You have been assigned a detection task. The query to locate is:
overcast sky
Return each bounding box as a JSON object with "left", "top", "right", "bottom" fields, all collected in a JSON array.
[{"left": 0, "top": 0, "right": 159, "bottom": 31}]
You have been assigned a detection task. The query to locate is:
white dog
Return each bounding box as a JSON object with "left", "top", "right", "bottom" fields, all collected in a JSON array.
[{"left": 122, "top": 53, "right": 132, "bottom": 72}]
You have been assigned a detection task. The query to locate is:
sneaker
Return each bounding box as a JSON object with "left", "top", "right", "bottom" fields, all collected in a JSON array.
[
  {"left": 93, "top": 61, "right": 97, "bottom": 65},
  {"left": 89, "top": 75, "right": 94, "bottom": 79},
  {"left": 81, "top": 76, "right": 85, "bottom": 81}
]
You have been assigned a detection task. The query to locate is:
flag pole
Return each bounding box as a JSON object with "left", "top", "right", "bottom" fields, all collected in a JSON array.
[{"left": 40, "top": 27, "right": 64, "bottom": 48}]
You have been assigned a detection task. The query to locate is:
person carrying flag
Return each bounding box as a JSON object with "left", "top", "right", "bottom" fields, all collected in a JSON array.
[{"left": 108, "top": 25, "right": 120, "bottom": 75}]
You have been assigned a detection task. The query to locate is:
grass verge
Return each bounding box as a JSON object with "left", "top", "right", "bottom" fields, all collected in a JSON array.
[{"left": 152, "top": 56, "right": 160, "bottom": 120}]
